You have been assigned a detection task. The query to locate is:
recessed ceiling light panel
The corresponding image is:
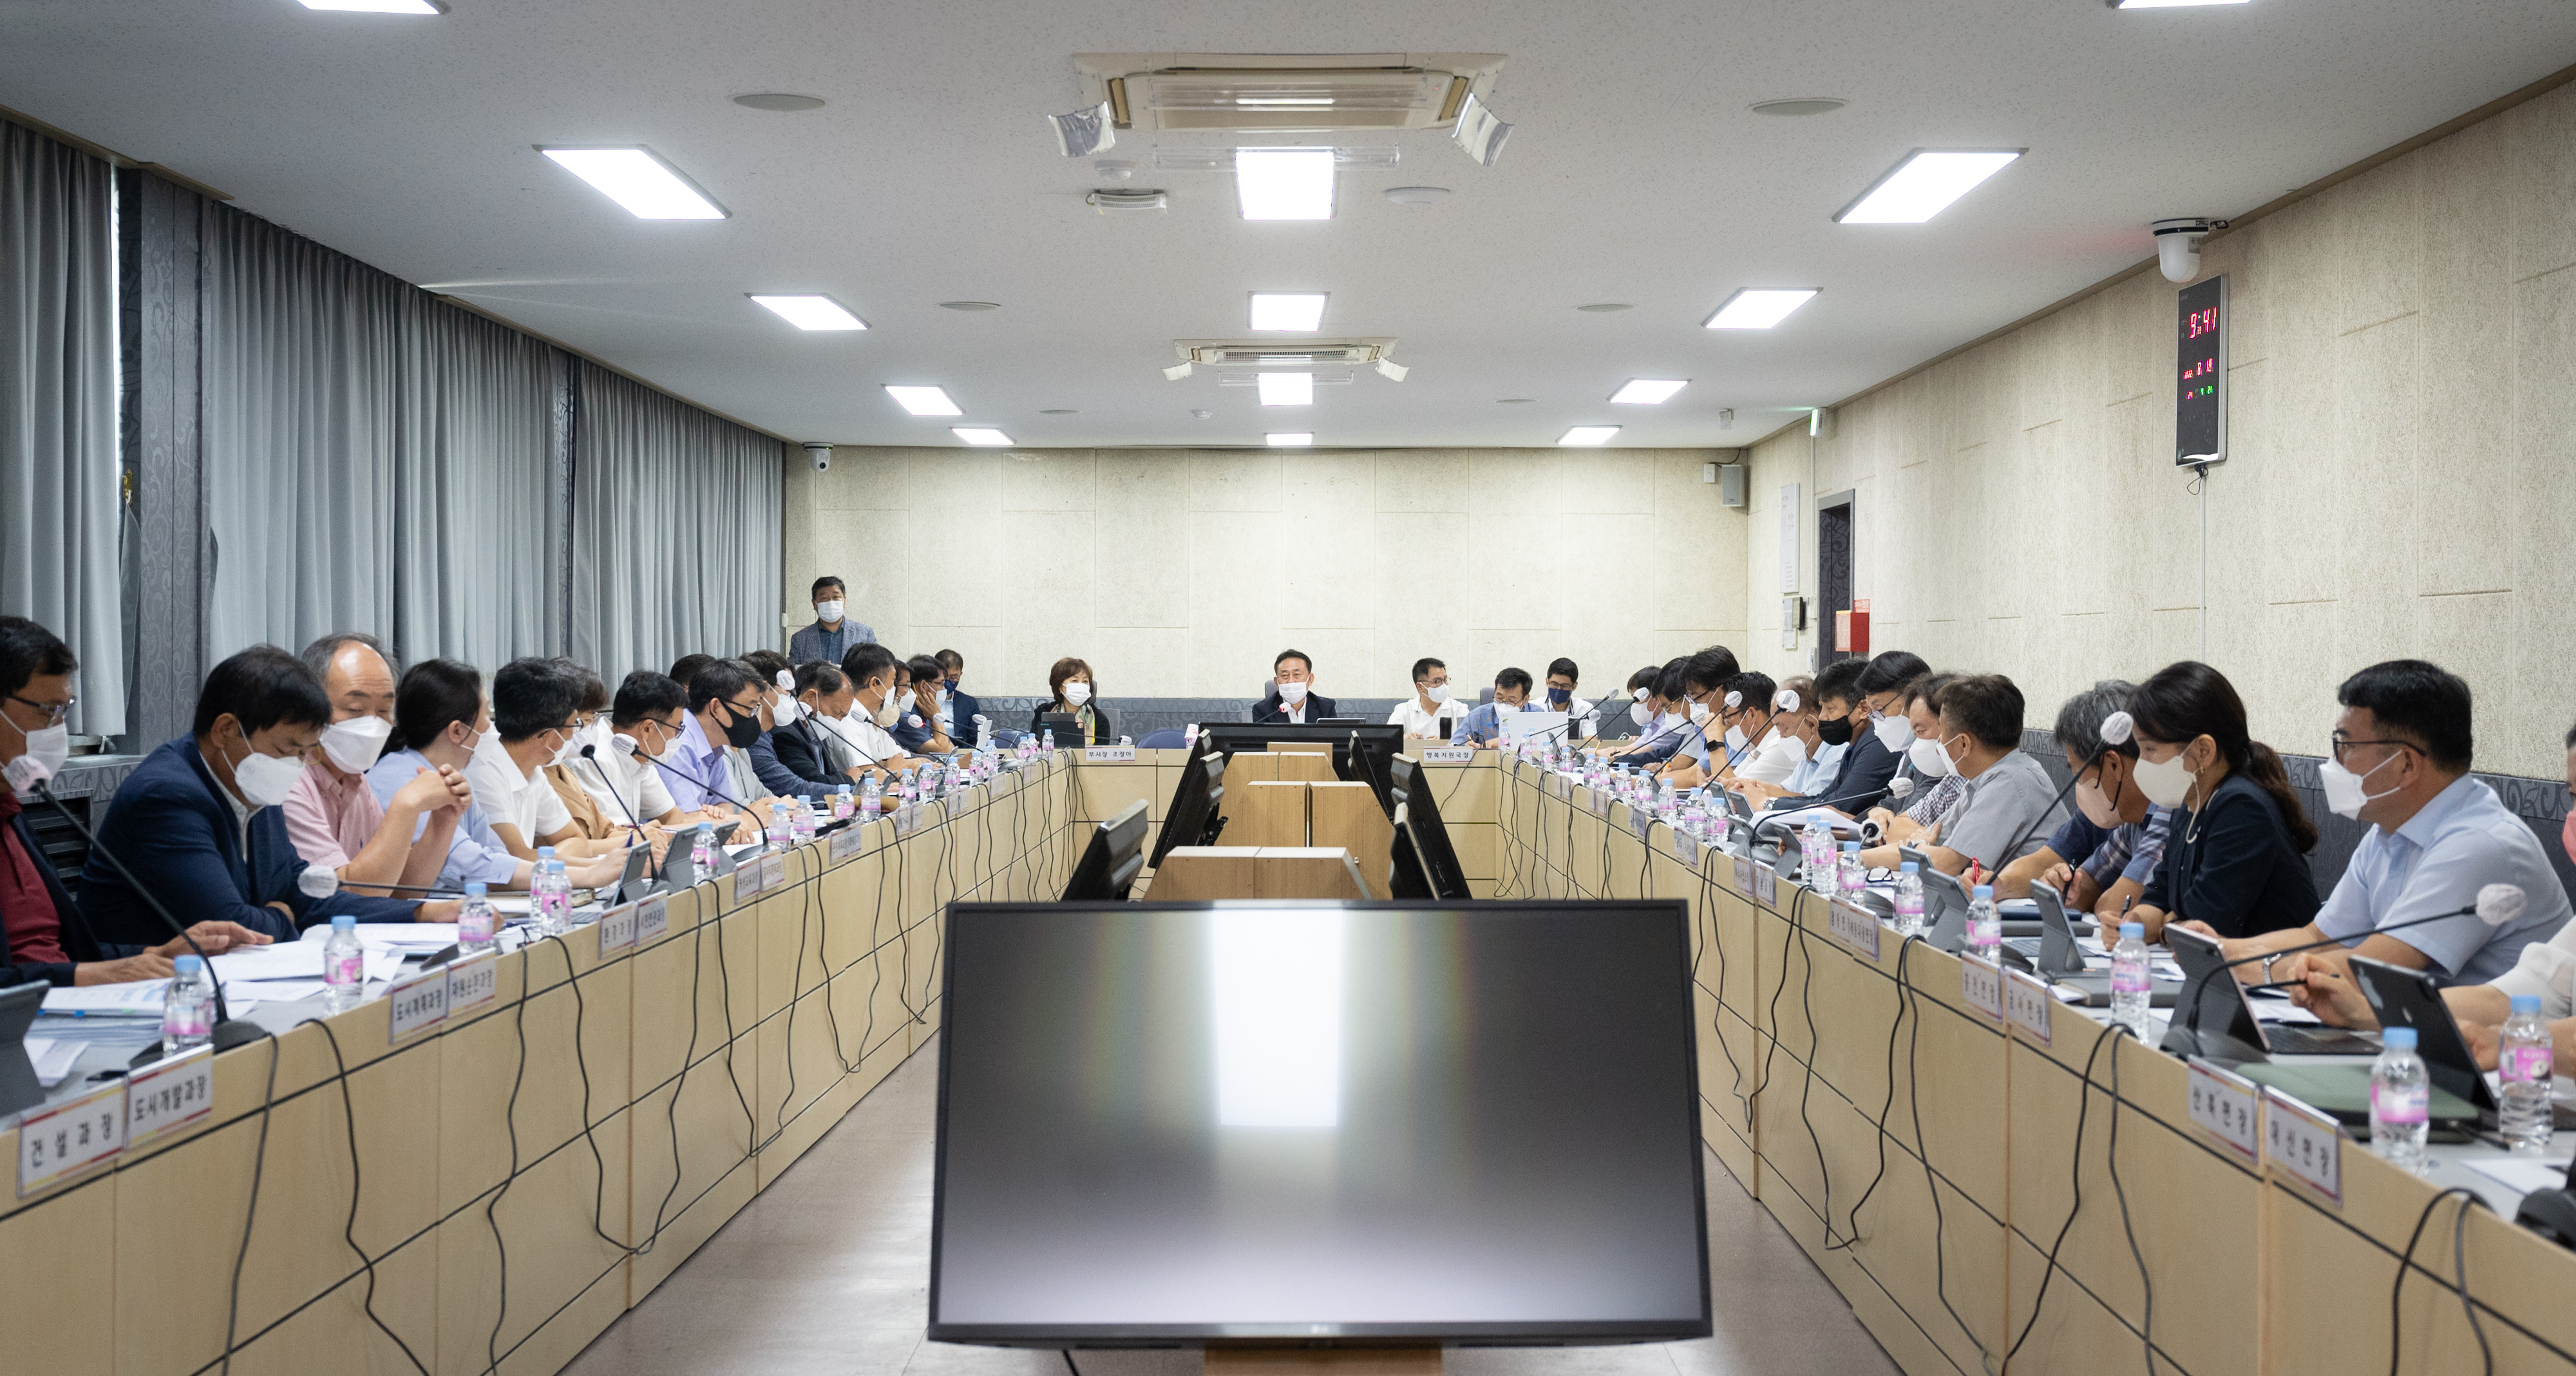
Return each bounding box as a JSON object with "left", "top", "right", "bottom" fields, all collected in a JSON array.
[
  {"left": 885, "top": 386, "right": 963, "bottom": 416},
  {"left": 538, "top": 147, "right": 726, "bottom": 220},
  {"left": 1235, "top": 148, "right": 1335, "bottom": 220},
  {"left": 1249, "top": 293, "right": 1329, "bottom": 332},
  {"left": 1257, "top": 372, "right": 1315, "bottom": 406},
  {"left": 1267, "top": 432, "right": 1314, "bottom": 446},
  {"left": 1705, "top": 289, "right": 1818, "bottom": 330},
  {"left": 1611, "top": 379, "right": 1689, "bottom": 405},
  {"left": 1835, "top": 149, "right": 2023, "bottom": 224},
  {"left": 298, "top": 0, "right": 442, "bottom": 10},
  {"left": 749, "top": 295, "right": 866, "bottom": 330},
  {"left": 952, "top": 428, "right": 1014, "bottom": 446},
  {"left": 1559, "top": 426, "right": 1621, "bottom": 446}
]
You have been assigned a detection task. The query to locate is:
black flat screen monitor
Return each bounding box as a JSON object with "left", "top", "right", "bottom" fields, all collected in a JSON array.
[
  {"left": 1148, "top": 745, "right": 1228, "bottom": 869},
  {"left": 1038, "top": 712, "right": 1088, "bottom": 749},
  {"left": 1061, "top": 799, "right": 1150, "bottom": 901},
  {"left": 1200, "top": 722, "right": 1405, "bottom": 814},
  {"left": 929, "top": 899, "right": 1710, "bottom": 1346},
  {"left": 1389, "top": 756, "right": 1472, "bottom": 902}
]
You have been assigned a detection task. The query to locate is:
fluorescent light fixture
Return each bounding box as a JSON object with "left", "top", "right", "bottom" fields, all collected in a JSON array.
[
  {"left": 1212, "top": 909, "right": 1345, "bottom": 1128},
  {"left": 1249, "top": 292, "right": 1328, "bottom": 332},
  {"left": 1238, "top": 97, "right": 1336, "bottom": 106},
  {"left": 298, "top": 0, "right": 441, "bottom": 10},
  {"left": 1267, "top": 432, "right": 1314, "bottom": 446},
  {"left": 1705, "top": 289, "right": 1819, "bottom": 330},
  {"left": 951, "top": 428, "right": 1014, "bottom": 446},
  {"left": 538, "top": 148, "right": 726, "bottom": 220},
  {"left": 1258, "top": 372, "right": 1314, "bottom": 406},
  {"left": 1560, "top": 426, "right": 1621, "bottom": 446},
  {"left": 1835, "top": 149, "right": 2023, "bottom": 224},
  {"left": 884, "top": 386, "right": 961, "bottom": 417},
  {"left": 1611, "top": 379, "right": 1689, "bottom": 405},
  {"left": 748, "top": 295, "right": 865, "bottom": 331},
  {"left": 1235, "top": 148, "right": 1335, "bottom": 221},
  {"left": 2112, "top": 0, "right": 2248, "bottom": 6}
]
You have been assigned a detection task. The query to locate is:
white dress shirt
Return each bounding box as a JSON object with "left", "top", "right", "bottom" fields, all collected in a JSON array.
[
  {"left": 1387, "top": 696, "right": 1466, "bottom": 738},
  {"left": 578, "top": 731, "right": 677, "bottom": 825},
  {"left": 467, "top": 732, "right": 573, "bottom": 843}
]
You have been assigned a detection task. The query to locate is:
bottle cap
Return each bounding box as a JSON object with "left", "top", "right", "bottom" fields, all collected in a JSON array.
[
  {"left": 466, "top": 882, "right": 487, "bottom": 896},
  {"left": 174, "top": 954, "right": 204, "bottom": 973},
  {"left": 547, "top": 859, "right": 565, "bottom": 873},
  {"left": 2120, "top": 922, "right": 2144, "bottom": 939},
  {"left": 2381, "top": 1026, "right": 2417, "bottom": 1051},
  {"left": 698, "top": 821, "right": 714, "bottom": 832},
  {"left": 1841, "top": 841, "right": 1859, "bottom": 852},
  {"left": 2512, "top": 993, "right": 2543, "bottom": 1015},
  {"left": 1900, "top": 861, "right": 1918, "bottom": 874},
  {"left": 1973, "top": 884, "right": 1994, "bottom": 899},
  {"left": 537, "top": 846, "right": 555, "bottom": 859},
  {"left": 332, "top": 915, "right": 356, "bottom": 932}
]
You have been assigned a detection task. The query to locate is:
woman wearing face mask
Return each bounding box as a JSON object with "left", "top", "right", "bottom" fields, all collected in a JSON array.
[
  {"left": 1994, "top": 681, "right": 2170, "bottom": 915},
  {"left": 367, "top": 659, "right": 548, "bottom": 893},
  {"left": 2123, "top": 662, "right": 2319, "bottom": 942},
  {"left": 1033, "top": 657, "right": 1114, "bottom": 746}
]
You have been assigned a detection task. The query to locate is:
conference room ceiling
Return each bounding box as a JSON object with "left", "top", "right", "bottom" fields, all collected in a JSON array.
[{"left": 10, "top": 1, "right": 2574, "bottom": 451}]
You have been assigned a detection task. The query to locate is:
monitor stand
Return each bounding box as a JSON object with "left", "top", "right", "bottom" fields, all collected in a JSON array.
[{"left": 1207, "top": 1348, "right": 1442, "bottom": 1376}]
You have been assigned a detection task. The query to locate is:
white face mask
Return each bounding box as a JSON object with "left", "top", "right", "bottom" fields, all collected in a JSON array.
[
  {"left": 1724, "top": 725, "right": 1748, "bottom": 753},
  {"left": 1907, "top": 736, "right": 1954, "bottom": 779},
  {"left": 1872, "top": 714, "right": 1914, "bottom": 752},
  {"left": 318, "top": 714, "right": 392, "bottom": 774},
  {"left": 2131, "top": 749, "right": 2199, "bottom": 809},
  {"left": 1063, "top": 681, "right": 1092, "bottom": 707},
  {"left": 229, "top": 738, "right": 307, "bottom": 808},
  {"left": 1687, "top": 700, "right": 1712, "bottom": 726},
  {"left": 816, "top": 600, "right": 845, "bottom": 624},
  {"left": 871, "top": 691, "right": 901, "bottom": 729},
  {"left": 1, "top": 718, "right": 69, "bottom": 792},
  {"left": 2074, "top": 772, "right": 2123, "bottom": 828},
  {"left": 1425, "top": 682, "right": 1451, "bottom": 704},
  {"left": 774, "top": 696, "right": 804, "bottom": 727},
  {"left": 547, "top": 725, "right": 587, "bottom": 769},
  {"left": 1629, "top": 701, "right": 1652, "bottom": 727},
  {"left": 1278, "top": 681, "right": 1308, "bottom": 705},
  {"left": 2320, "top": 751, "right": 2402, "bottom": 820}
]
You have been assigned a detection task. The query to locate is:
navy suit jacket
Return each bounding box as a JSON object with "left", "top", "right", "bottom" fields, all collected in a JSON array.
[
  {"left": 753, "top": 721, "right": 847, "bottom": 797},
  {"left": 948, "top": 691, "right": 982, "bottom": 748},
  {"left": 79, "top": 738, "right": 419, "bottom": 946},
  {"left": 1779, "top": 730, "right": 1902, "bottom": 814},
  {"left": 1251, "top": 692, "right": 1340, "bottom": 725},
  {"left": 0, "top": 809, "right": 147, "bottom": 988}
]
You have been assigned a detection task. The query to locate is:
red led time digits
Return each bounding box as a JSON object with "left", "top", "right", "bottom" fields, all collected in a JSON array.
[{"left": 2186, "top": 306, "right": 2219, "bottom": 339}]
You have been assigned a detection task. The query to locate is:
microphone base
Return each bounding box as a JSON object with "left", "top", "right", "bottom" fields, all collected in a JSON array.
[{"left": 129, "top": 1019, "right": 263, "bottom": 1068}]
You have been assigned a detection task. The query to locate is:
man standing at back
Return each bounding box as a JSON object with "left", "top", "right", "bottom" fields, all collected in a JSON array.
[{"left": 788, "top": 577, "right": 876, "bottom": 668}]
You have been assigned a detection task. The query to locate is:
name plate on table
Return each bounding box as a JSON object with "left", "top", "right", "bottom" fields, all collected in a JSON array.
[
  {"left": 829, "top": 825, "right": 867, "bottom": 863},
  {"left": 1585, "top": 788, "right": 1610, "bottom": 817},
  {"left": 759, "top": 854, "right": 788, "bottom": 893},
  {"left": 1083, "top": 745, "right": 1137, "bottom": 763},
  {"left": 387, "top": 965, "right": 448, "bottom": 1042},
  {"left": 2003, "top": 968, "right": 2053, "bottom": 1045},
  {"left": 636, "top": 893, "right": 670, "bottom": 945},
  {"left": 596, "top": 903, "right": 639, "bottom": 955},
  {"left": 1827, "top": 901, "right": 1882, "bottom": 960},
  {"left": 2262, "top": 1088, "right": 2344, "bottom": 1206},
  {"left": 994, "top": 769, "right": 1016, "bottom": 796},
  {"left": 1420, "top": 747, "right": 1473, "bottom": 764},
  {"left": 2188, "top": 1059, "right": 2262, "bottom": 1166},
  {"left": 446, "top": 952, "right": 499, "bottom": 1015},
  {"left": 1960, "top": 955, "right": 2004, "bottom": 1020},
  {"left": 1669, "top": 830, "right": 1701, "bottom": 868},
  {"left": 1731, "top": 855, "right": 1756, "bottom": 895},
  {"left": 1750, "top": 863, "right": 1779, "bottom": 907},
  {"left": 946, "top": 790, "right": 971, "bottom": 820},
  {"left": 1549, "top": 774, "right": 1573, "bottom": 801},
  {"left": 734, "top": 855, "right": 769, "bottom": 900},
  {"left": 17, "top": 1079, "right": 126, "bottom": 1196},
  {"left": 893, "top": 802, "right": 923, "bottom": 836},
  {"left": 124, "top": 1046, "right": 214, "bottom": 1151}
]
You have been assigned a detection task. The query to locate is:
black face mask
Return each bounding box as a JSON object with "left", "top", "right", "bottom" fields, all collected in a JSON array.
[
  {"left": 719, "top": 704, "right": 764, "bottom": 750},
  {"left": 1819, "top": 716, "right": 1855, "bottom": 747}
]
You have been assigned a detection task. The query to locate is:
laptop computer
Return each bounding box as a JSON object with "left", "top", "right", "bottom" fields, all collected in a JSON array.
[
  {"left": 2162, "top": 926, "right": 2381, "bottom": 1058},
  {"left": 2353, "top": 955, "right": 2576, "bottom": 1132}
]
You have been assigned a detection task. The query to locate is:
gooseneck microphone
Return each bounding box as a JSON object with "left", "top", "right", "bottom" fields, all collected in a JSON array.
[
  {"left": 297, "top": 869, "right": 472, "bottom": 900},
  {"left": 2167, "top": 884, "right": 2528, "bottom": 1050},
  {"left": 581, "top": 742, "right": 660, "bottom": 881},
  {"left": 33, "top": 779, "right": 264, "bottom": 1057},
  {"left": 614, "top": 732, "right": 748, "bottom": 812}
]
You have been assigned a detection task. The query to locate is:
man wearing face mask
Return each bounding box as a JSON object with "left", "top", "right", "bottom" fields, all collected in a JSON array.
[
  {"left": 834, "top": 644, "right": 927, "bottom": 777},
  {"left": 579, "top": 670, "right": 699, "bottom": 831},
  {"left": 1678, "top": 672, "right": 1801, "bottom": 790},
  {"left": 2215, "top": 660, "right": 2568, "bottom": 991},
  {"left": 368, "top": 659, "right": 547, "bottom": 892},
  {"left": 761, "top": 662, "right": 864, "bottom": 794},
  {"left": 788, "top": 577, "right": 877, "bottom": 669},
  {"left": 936, "top": 649, "right": 980, "bottom": 749},
  {"left": 1609, "top": 662, "right": 1693, "bottom": 764},
  {"left": 283, "top": 633, "right": 469, "bottom": 897},
  {"left": 1254, "top": 649, "right": 1338, "bottom": 726},
  {"left": 1653, "top": 645, "right": 1744, "bottom": 781},
  {"left": 1451, "top": 668, "right": 1535, "bottom": 749},
  {"left": 467, "top": 657, "right": 630, "bottom": 885},
  {"left": 892, "top": 655, "right": 958, "bottom": 755},
  {"left": 82, "top": 645, "right": 430, "bottom": 945},
  {"left": 1866, "top": 673, "right": 1965, "bottom": 845},
  {"left": 0, "top": 618, "right": 275, "bottom": 986},
  {"left": 665, "top": 659, "right": 785, "bottom": 816},
  {"left": 1389, "top": 657, "right": 1466, "bottom": 739},
  {"left": 1542, "top": 658, "right": 1596, "bottom": 726},
  {"left": 1861, "top": 674, "right": 2066, "bottom": 877},
  {"left": 1753, "top": 658, "right": 1902, "bottom": 814},
  {"left": 1994, "top": 682, "right": 2170, "bottom": 915}
]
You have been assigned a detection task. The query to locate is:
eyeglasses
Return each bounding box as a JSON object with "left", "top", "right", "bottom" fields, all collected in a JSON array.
[
  {"left": 6, "top": 693, "right": 74, "bottom": 726},
  {"left": 2329, "top": 736, "right": 2416, "bottom": 765},
  {"left": 721, "top": 697, "right": 762, "bottom": 719}
]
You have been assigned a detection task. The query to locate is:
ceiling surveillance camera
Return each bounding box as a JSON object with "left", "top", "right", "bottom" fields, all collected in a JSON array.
[
  {"left": 2154, "top": 218, "right": 2214, "bottom": 283},
  {"left": 803, "top": 442, "right": 832, "bottom": 473}
]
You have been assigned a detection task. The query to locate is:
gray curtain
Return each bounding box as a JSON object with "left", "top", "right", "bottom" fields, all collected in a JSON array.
[
  {"left": 0, "top": 122, "right": 124, "bottom": 734},
  {"left": 200, "top": 205, "right": 569, "bottom": 672},
  {"left": 570, "top": 365, "right": 783, "bottom": 681}
]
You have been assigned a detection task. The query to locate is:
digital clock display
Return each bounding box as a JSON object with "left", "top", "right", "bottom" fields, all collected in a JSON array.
[{"left": 2175, "top": 275, "right": 2226, "bottom": 466}]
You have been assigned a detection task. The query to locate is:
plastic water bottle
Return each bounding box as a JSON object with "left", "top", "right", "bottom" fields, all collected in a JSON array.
[
  {"left": 1965, "top": 884, "right": 2001, "bottom": 962},
  {"left": 768, "top": 800, "right": 792, "bottom": 846},
  {"left": 2501, "top": 993, "right": 2555, "bottom": 1154},
  {"left": 321, "top": 915, "right": 366, "bottom": 1014},
  {"left": 1838, "top": 841, "right": 1867, "bottom": 901},
  {"left": 162, "top": 954, "right": 214, "bottom": 1056},
  {"left": 793, "top": 796, "right": 817, "bottom": 843},
  {"left": 2110, "top": 921, "right": 2152, "bottom": 1034},
  {"left": 533, "top": 859, "right": 570, "bottom": 936},
  {"left": 1892, "top": 862, "right": 1926, "bottom": 938},
  {"left": 2370, "top": 1026, "right": 2430, "bottom": 1172},
  {"left": 860, "top": 773, "right": 884, "bottom": 817},
  {"left": 1042, "top": 726, "right": 1056, "bottom": 755},
  {"left": 833, "top": 783, "right": 854, "bottom": 820},
  {"left": 691, "top": 822, "right": 716, "bottom": 872},
  {"left": 458, "top": 881, "right": 497, "bottom": 953},
  {"left": 1802, "top": 818, "right": 1831, "bottom": 883}
]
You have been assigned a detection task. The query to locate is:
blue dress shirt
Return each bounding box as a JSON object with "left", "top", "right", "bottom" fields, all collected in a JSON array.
[
  {"left": 2313, "top": 775, "right": 2572, "bottom": 984},
  {"left": 366, "top": 748, "right": 521, "bottom": 890}
]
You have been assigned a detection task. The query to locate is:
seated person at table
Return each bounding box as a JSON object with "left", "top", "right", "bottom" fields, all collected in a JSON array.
[
  {"left": 1602, "top": 662, "right": 1680, "bottom": 758},
  {"left": 840, "top": 644, "right": 930, "bottom": 772},
  {"left": 1452, "top": 667, "right": 1535, "bottom": 748},
  {"left": 2213, "top": 660, "right": 2568, "bottom": 990},
  {"left": 578, "top": 670, "right": 723, "bottom": 831},
  {"left": 82, "top": 645, "right": 433, "bottom": 944},
  {"left": 892, "top": 655, "right": 957, "bottom": 754},
  {"left": 372, "top": 658, "right": 587, "bottom": 892},
  {"left": 1665, "top": 672, "right": 1799, "bottom": 790},
  {"left": 1031, "top": 656, "right": 1115, "bottom": 745},
  {"left": 1589, "top": 664, "right": 1660, "bottom": 743},
  {"left": 1856, "top": 649, "right": 1932, "bottom": 740},
  {"left": 1863, "top": 673, "right": 1961, "bottom": 845},
  {"left": 468, "top": 657, "right": 630, "bottom": 878},
  {"left": 1, "top": 616, "right": 271, "bottom": 985},
  {"left": 1995, "top": 680, "right": 2171, "bottom": 917},
  {"left": 2108, "top": 662, "right": 2320, "bottom": 942},
  {"left": 1859, "top": 674, "right": 2065, "bottom": 877},
  {"left": 1541, "top": 657, "right": 1595, "bottom": 721},
  {"left": 935, "top": 649, "right": 981, "bottom": 749},
  {"left": 761, "top": 662, "right": 866, "bottom": 794},
  {"left": 1651, "top": 645, "right": 1745, "bottom": 781},
  {"left": 1745, "top": 676, "right": 1837, "bottom": 796},
  {"left": 1754, "top": 658, "right": 1901, "bottom": 814},
  {"left": 664, "top": 658, "right": 785, "bottom": 816},
  {"left": 666, "top": 653, "right": 715, "bottom": 694},
  {"left": 1389, "top": 657, "right": 1468, "bottom": 739},
  {"left": 283, "top": 631, "right": 469, "bottom": 897},
  {"left": 1252, "top": 649, "right": 1339, "bottom": 725},
  {"left": 542, "top": 662, "right": 621, "bottom": 841}
]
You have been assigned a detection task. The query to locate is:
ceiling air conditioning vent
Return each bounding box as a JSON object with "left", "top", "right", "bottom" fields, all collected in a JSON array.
[
  {"left": 1174, "top": 338, "right": 1396, "bottom": 367},
  {"left": 1085, "top": 187, "right": 1168, "bottom": 212},
  {"left": 1077, "top": 53, "right": 1504, "bottom": 135}
]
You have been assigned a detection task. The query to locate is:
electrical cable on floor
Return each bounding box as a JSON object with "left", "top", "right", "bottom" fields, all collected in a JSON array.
[
  {"left": 2107, "top": 1027, "right": 2155, "bottom": 1376},
  {"left": 2389, "top": 1186, "right": 2494, "bottom": 1376},
  {"left": 2004, "top": 1017, "right": 2125, "bottom": 1359},
  {"left": 300, "top": 1015, "right": 433, "bottom": 1376},
  {"left": 218, "top": 1028, "right": 282, "bottom": 1376}
]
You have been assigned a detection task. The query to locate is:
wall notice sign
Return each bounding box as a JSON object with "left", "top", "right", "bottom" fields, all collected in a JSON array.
[
  {"left": 124, "top": 1046, "right": 214, "bottom": 1151},
  {"left": 1827, "top": 901, "right": 1882, "bottom": 960},
  {"left": 636, "top": 893, "right": 670, "bottom": 945},
  {"left": 387, "top": 965, "right": 448, "bottom": 1042},
  {"left": 1960, "top": 955, "right": 2004, "bottom": 1020},
  {"left": 18, "top": 1079, "right": 126, "bottom": 1196},
  {"left": 2188, "top": 1058, "right": 2262, "bottom": 1166},
  {"left": 2003, "top": 968, "right": 2052, "bottom": 1045},
  {"left": 2262, "top": 1087, "right": 2342, "bottom": 1205},
  {"left": 1419, "top": 747, "right": 1473, "bottom": 764},
  {"left": 2175, "top": 274, "right": 2226, "bottom": 466}
]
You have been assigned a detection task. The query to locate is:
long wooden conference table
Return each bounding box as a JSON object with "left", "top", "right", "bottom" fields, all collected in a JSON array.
[{"left": 5, "top": 747, "right": 2564, "bottom": 1375}]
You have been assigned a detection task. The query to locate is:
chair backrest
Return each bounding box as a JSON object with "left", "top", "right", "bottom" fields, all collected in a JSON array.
[
  {"left": 1258, "top": 678, "right": 1276, "bottom": 700},
  {"left": 1137, "top": 729, "right": 1189, "bottom": 749},
  {"left": 1477, "top": 685, "right": 1495, "bottom": 705}
]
